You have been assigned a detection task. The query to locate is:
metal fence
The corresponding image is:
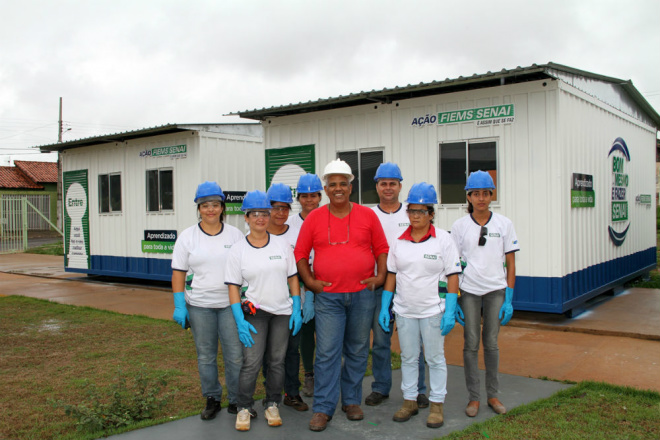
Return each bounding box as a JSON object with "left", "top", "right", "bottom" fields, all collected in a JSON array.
[{"left": 0, "top": 195, "right": 62, "bottom": 254}]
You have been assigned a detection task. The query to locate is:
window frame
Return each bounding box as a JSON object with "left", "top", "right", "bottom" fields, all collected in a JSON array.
[
  {"left": 146, "top": 167, "right": 174, "bottom": 213},
  {"left": 438, "top": 138, "right": 498, "bottom": 206},
  {"left": 98, "top": 172, "right": 122, "bottom": 214},
  {"left": 337, "top": 148, "right": 384, "bottom": 205}
]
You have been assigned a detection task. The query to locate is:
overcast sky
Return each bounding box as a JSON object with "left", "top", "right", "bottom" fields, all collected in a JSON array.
[{"left": 1, "top": 0, "right": 658, "bottom": 165}]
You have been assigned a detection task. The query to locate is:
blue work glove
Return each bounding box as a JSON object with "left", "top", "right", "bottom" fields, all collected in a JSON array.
[
  {"left": 499, "top": 287, "right": 514, "bottom": 326},
  {"left": 378, "top": 290, "right": 394, "bottom": 333},
  {"left": 456, "top": 303, "right": 465, "bottom": 326},
  {"left": 302, "top": 291, "right": 315, "bottom": 323},
  {"left": 231, "top": 303, "right": 257, "bottom": 348},
  {"left": 441, "top": 293, "right": 459, "bottom": 336},
  {"left": 172, "top": 291, "right": 188, "bottom": 329},
  {"left": 290, "top": 296, "right": 303, "bottom": 336}
]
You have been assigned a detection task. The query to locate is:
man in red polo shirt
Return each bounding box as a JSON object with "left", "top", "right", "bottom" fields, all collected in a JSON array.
[{"left": 295, "top": 159, "right": 389, "bottom": 432}]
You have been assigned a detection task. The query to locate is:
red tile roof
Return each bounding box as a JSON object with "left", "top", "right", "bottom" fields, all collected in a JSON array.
[
  {"left": 14, "top": 161, "right": 58, "bottom": 183},
  {"left": 0, "top": 166, "right": 43, "bottom": 189}
]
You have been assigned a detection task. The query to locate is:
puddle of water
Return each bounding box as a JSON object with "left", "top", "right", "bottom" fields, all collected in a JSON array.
[{"left": 38, "top": 319, "right": 62, "bottom": 333}]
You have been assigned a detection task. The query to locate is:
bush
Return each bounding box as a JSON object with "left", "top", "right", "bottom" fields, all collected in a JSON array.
[{"left": 52, "top": 367, "right": 174, "bottom": 433}]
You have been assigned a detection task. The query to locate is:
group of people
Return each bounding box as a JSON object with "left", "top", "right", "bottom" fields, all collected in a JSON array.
[{"left": 171, "top": 159, "right": 519, "bottom": 432}]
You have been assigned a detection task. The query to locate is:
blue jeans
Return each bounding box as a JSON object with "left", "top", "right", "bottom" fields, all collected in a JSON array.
[
  {"left": 396, "top": 313, "right": 447, "bottom": 403},
  {"left": 237, "top": 310, "right": 290, "bottom": 409},
  {"left": 460, "top": 289, "right": 504, "bottom": 401},
  {"left": 187, "top": 304, "right": 243, "bottom": 405},
  {"left": 313, "top": 289, "right": 375, "bottom": 416},
  {"left": 372, "top": 288, "right": 427, "bottom": 395}
]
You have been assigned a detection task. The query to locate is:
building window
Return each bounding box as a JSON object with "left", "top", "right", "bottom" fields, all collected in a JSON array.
[
  {"left": 337, "top": 149, "right": 383, "bottom": 205},
  {"left": 146, "top": 169, "right": 174, "bottom": 212},
  {"left": 439, "top": 140, "right": 497, "bottom": 204},
  {"left": 98, "top": 173, "right": 122, "bottom": 213}
]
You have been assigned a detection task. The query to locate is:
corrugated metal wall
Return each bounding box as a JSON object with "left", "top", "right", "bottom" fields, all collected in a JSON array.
[{"left": 264, "top": 80, "right": 561, "bottom": 280}]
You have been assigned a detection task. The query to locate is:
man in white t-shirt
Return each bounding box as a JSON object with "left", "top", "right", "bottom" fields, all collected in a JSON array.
[{"left": 367, "top": 162, "right": 429, "bottom": 409}]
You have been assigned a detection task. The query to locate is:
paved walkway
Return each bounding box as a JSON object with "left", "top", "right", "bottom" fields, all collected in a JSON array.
[{"left": 2, "top": 253, "right": 659, "bottom": 438}]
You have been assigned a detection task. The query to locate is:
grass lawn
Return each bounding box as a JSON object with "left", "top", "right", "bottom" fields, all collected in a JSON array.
[
  {"left": 25, "top": 240, "right": 64, "bottom": 256},
  {"left": 0, "top": 296, "right": 399, "bottom": 440},
  {"left": 443, "top": 381, "right": 660, "bottom": 439}
]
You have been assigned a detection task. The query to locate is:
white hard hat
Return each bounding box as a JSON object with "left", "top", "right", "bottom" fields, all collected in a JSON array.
[{"left": 322, "top": 159, "right": 354, "bottom": 183}]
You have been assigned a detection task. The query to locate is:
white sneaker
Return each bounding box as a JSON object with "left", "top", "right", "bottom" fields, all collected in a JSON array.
[
  {"left": 265, "top": 404, "right": 282, "bottom": 427},
  {"left": 235, "top": 408, "right": 251, "bottom": 431}
]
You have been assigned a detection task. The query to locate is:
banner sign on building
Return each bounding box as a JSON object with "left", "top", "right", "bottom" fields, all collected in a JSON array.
[
  {"left": 224, "top": 191, "right": 247, "bottom": 215},
  {"left": 411, "top": 104, "right": 515, "bottom": 128},
  {"left": 635, "top": 194, "right": 652, "bottom": 205},
  {"left": 571, "top": 173, "right": 595, "bottom": 208},
  {"left": 139, "top": 144, "right": 187, "bottom": 160},
  {"left": 141, "top": 230, "right": 177, "bottom": 254},
  {"left": 63, "top": 170, "right": 90, "bottom": 269}
]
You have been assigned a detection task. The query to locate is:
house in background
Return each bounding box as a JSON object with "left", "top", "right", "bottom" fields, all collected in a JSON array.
[{"left": 0, "top": 160, "right": 58, "bottom": 230}]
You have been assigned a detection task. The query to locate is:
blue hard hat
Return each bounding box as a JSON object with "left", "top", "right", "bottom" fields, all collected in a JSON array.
[
  {"left": 267, "top": 183, "right": 294, "bottom": 204},
  {"left": 194, "top": 181, "right": 225, "bottom": 203},
  {"left": 296, "top": 173, "right": 323, "bottom": 194},
  {"left": 464, "top": 171, "right": 495, "bottom": 191},
  {"left": 405, "top": 182, "right": 438, "bottom": 205},
  {"left": 241, "top": 190, "right": 271, "bottom": 212},
  {"left": 374, "top": 162, "right": 403, "bottom": 181}
]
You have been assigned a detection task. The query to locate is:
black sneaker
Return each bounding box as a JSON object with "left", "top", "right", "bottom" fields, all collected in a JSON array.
[
  {"left": 201, "top": 396, "right": 222, "bottom": 420},
  {"left": 228, "top": 403, "right": 238, "bottom": 414},
  {"left": 365, "top": 391, "right": 389, "bottom": 406}
]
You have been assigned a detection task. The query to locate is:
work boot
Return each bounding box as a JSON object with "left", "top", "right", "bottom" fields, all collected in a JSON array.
[
  {"left": 200, "top": 396, "right": 221, "bottom": 420},
  {"left": 302, "top": 373, "right": 314, "bottom": 397},
  {"left": 417, "top": 393, "right": 430, "bottom": 408},
  {"left": 465, "top": 400, "right": 480, "bottom": 417},
  {"left": 488, "top": 397, "right": 507, "bottom": 414},
  {"left": 365, "top": 391, "right": 389, "bottom": 406},
  {"left": 426, "top": 402, "right": 444, "bottom": 428},
  {"left": 309, "top": 412, "right": 332, "bottom": 432},
  {"left": 392, "top": 399, "right": 419, "bottom": 422},
  {"left": 341, "top": 404, "right": 364, "bottom": 420},
  {"left": 283, "top": 393, "right": 309, "bottom": 411}
]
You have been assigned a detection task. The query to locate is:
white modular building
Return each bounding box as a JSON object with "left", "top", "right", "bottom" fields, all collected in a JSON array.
[
  {"left": 41, "top": 124, "right": 264, "bottom": 281},
  {"left": 233, "top": 63, "right": 660, "bottom": 315}
]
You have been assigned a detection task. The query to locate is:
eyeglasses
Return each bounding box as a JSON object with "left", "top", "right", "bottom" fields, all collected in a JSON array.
[
  {"left": 248, "top": 211, "right": 271, "bottom": 218},
  {"left": 271, "top": 206, "right": 290, "bottom": 213},
  {"left": 406, "top": 209, "right": 429, "bottom": 217},
  {"left": 328, "top": 210, "right": 350, "bottom": 245},
  {"left": 478, "top": 226, "right": 488, "bottom": 246}
]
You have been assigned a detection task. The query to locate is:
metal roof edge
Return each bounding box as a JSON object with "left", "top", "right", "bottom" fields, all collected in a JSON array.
[
  {"left": 231, "top": 62, "right": 660, "bottom": 129},
  {"left": 37, "top": 123, "right": 261, "bottom": 152}
]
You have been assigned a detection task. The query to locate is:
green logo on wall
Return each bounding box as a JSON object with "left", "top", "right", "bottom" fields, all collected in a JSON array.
[{"left": 608, "top": 138, "right": 630, "bottom": 247}]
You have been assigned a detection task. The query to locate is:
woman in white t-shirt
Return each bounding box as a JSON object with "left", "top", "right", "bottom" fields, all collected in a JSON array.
[
  {"left": 378, "top": 183, "right": 461, "bottom": 429},
  {"left": 450, "top": 171, "right": 519, "bottom": 418},
  {"left": 171, "top": 181, "right": 245, "bottom": 421},
  {"left": 225, "top": 190, "right": 302, "bottom": 432}
]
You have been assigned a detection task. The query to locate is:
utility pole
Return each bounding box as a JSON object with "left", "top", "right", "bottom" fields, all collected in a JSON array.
[
  {"left": 57, "top": 97, "right": 63, "bottom": 230},
  {"left": 58, "top": 97, "right": 63, "bottom": 143}
]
